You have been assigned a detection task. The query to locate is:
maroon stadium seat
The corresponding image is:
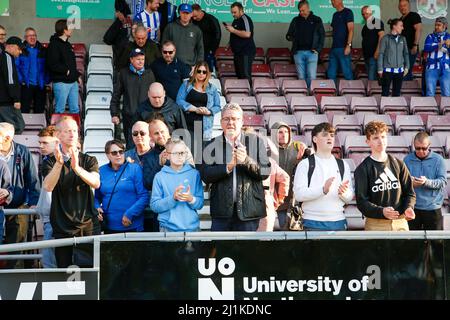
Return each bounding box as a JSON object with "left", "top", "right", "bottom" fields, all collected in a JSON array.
[
  {"left": 281, "top": 79, "right": 308, "bottom": 96},
  {"left": 350, "top": 96, "right": 378, "bottom": 114},
  {"left": 410, "top": 96, "right": 439, "bottom": 115},
  {"left": 223, "top": 79, "right": 251, "bottom": 95},
  {"left": 252, "top": 78, "right": 279, "bottom": 95},
  {"left": 272, "top": 63, "right": 297, "bottom": 78}
]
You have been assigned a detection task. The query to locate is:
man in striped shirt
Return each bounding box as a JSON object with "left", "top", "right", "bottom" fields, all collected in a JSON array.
[
  {"left": 134, "top": 0, "right": 161, "bottom": 43},
  {"left": 423, "top": 17, "right": 450, "bottom": 97}
]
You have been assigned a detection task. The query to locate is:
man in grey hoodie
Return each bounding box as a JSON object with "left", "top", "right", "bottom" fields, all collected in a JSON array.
[
  {"left": 271, "top": 122, "right": 307, "bottom": 229},
  {"left": 161, "top": 3, "right": 204, "bottom": 67}
]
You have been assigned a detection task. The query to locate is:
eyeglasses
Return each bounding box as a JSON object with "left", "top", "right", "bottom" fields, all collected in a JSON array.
[
  {"left": 109, "top": 150, "right": 124, "bottom": 156},
  {"left": 163, "top": 50, "right": 174, "bottom": 55},
  {"left": 415, "top": 146, "right": 430, "bottom": 151},
  {"left": 168, "top": 151, "right": 187, "bottom": 157},
  {"left": 132, "top": 131, "right": 147, "bottom": 137},
  {"left": 196, "top": 69, "right": 207, "bottom": 74},
  {"left": 221, "top": 117, "right": 241, "bottom": 123}
]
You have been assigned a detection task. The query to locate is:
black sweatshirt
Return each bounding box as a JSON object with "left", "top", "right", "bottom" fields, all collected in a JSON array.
[
  {"left": 46, "top": 34, "right": 79, "bottom": 83},
  {"left": 354, "top": 155, "right": 416, "bottom": 219},
  {"left": 192, "top": 11, "right": 222, "bottom": 55}
]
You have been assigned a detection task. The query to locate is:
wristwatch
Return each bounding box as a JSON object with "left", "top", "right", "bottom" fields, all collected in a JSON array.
[{"left": 347, "top": 43, "right": 352, "bottom": 47}]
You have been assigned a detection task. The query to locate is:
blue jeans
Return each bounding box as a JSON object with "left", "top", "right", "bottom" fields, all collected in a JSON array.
[
  {"left": 42, "top": 222, "right": 57, "bottom": 268},
  {"left": 293, "top": 50, "right": 319, "bottom": 87},
  {"left": 365, "top": 57, "right": 378, "bottom": 81},
  {"left": 404, "top": 52, "right": 417, "bottom": 80},
  {"left": 53, "top": 82, "right": 79, "bottom": 113},
  {"left": 0, "top": 209, "right": 4, "bottom": 245},
  {"left": 303, "top": 219, "right": 347, "bottom": 231},
  {"left": 327, "top": 48, "right": 353, "bottom": 81},
  {"left": 426, "top": 68, "right": 450, "bottom": 97}
]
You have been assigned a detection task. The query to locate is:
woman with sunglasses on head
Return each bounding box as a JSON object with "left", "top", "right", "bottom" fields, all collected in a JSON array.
[
  {"left": 95, "top": 139, "right": 149, "bottom": 234},
  {"left": 176, "top": 61, "right": 221, "bottom": 152},
  {"left": 150, "top": 138, "right": 204, "bottom": 232}
]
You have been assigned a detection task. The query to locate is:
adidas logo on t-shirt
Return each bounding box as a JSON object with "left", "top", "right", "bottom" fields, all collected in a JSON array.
[{"left": 372, "top": 167, "right": 400, "bottom": 192}]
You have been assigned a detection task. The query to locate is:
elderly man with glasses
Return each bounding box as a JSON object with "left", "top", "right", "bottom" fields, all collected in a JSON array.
[
  {"left": 404, "top": 131, "right": 447, "bottom": 230},
  {"left": 199, "top": 103, "right": 270, "bottom": 231},
  {"left": 150, "top": 40, "right": 191, "bottom": 100},
  {"left": 124, "top": 120, "right": 152, "bottom": 166}
]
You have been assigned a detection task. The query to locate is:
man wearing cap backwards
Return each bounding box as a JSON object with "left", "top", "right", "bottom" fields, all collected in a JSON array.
[
  {"left": 162, "top": 3, "right": 204, "bottom": 67},
  {"left": 0, "top": 36, "right": 26, "bottom": 134},
  {"left": 423, "top": 16, "right": 450, "bottom": 97},
  {"left": 110, "top": 48, "right": 155, "bottom": 149}
]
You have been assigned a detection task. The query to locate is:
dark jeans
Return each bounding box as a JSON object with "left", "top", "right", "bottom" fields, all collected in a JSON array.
[
  {"left": 234, "top": 54, "right": 254, "bottom": 85},
  {"left": 205, "top": 51, "right": 217, "bottom": 72},
  {"left": 381, "top": 72, "right": 403, "bottom": 96},
  {"left": 55, "top": 244, "right": 94, "bottom": 268},
  {"left": 123, "top": 114, "right": 136, "bottom": 150},
  {"left": 20, "top": 84, "right": 46, "bottom": 113},
  {"left": 143, "top": 208, "right": 160, "bottom": 232},
  {"left": 276, "top": 210, "right": 288, "bottom": 231},
  {"left": 0, "top": 105, "right": 25, "bottom": 134},
  {"left": 408, "top": 208, "right": 443, "bottom": 231},
  {"left": 211, "top": 203, "right": 260, "bottom": 231}
]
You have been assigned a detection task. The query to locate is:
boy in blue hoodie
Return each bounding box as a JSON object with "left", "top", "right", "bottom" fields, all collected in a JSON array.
[{"left": 150, "top": 138, "right": 204, "bottom": 232}]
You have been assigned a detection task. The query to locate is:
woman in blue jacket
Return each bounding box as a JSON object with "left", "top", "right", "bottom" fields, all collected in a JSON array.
[
  {"left": 176, "top": 61, "right": 221, "bottom": 150},
  {"left": 151, "top": 138, "right": 204, "bottom": 232},
  {"left": 95, "top": 139, "right": 149, "bottom": 233}
]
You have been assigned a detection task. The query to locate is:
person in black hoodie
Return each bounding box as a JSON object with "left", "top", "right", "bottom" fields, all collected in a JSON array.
[
  {"left": 104, "top": 0, "right": 132, "bottom": 67},
  {"left": 0, "top": 36, "right": 27, "bottom": 134},
  {"left": 138, "top": 82, "right": 186, "bottom": 132},
  {"left": 354, "top": 121, "right": 416, "bottom": 231},
  {"left": 192, "top": 4, "right": 221, "bottom": 72},
  {"left": 46, "top": 19, "right": 80, "bottom": 114}
]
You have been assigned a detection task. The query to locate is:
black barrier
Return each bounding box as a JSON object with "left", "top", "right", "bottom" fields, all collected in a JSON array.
[
  {"left": 99, "top": 239, "right": 447, "bottom": 300},
  {"left": 0, "top": 269, "right": 99, "bottom": 300}
]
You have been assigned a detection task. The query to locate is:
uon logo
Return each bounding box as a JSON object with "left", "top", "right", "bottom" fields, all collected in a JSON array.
[
  {"left": 198, "top": 257, "right": 235, "bottom": 300},
  {"left": 372, "top": 167, "right": 399, "bottom": 192}
]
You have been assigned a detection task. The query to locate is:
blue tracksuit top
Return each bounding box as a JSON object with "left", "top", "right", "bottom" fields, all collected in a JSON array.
[{"left": 151, "top": 163, "right": 204, "bottom": 231}]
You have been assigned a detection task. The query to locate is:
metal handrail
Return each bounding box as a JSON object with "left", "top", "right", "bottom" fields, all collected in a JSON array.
[{"left": 4, "top": 209, "right": 38, "bottom": 216}]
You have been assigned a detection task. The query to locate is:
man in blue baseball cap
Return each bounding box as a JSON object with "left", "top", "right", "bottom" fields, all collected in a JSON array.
[{"left": 161, "top": 2, "right": 204, "bottom": 66}]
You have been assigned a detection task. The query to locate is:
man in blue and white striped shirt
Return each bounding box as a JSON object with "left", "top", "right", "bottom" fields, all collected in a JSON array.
[
  {"left": 424, "top": 17, "right": 450, "bottom": 97},
  {"left": 134, "top": 0, "right": 161, "bottom": 43}
]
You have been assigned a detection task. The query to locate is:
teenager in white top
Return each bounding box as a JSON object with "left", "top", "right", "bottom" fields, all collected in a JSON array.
[{"left": 293, "top": 122, "right": 354, "bottom": 230}]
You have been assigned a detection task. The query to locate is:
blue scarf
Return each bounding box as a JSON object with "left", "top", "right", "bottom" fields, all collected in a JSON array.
[{"left": 129, "top": 64, "right": 145, "bottom": 76}]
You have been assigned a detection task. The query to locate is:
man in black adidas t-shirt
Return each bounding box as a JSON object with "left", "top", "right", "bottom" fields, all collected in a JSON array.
[{"left": 354, "top": 121, "right": 416, "bottom": 231}]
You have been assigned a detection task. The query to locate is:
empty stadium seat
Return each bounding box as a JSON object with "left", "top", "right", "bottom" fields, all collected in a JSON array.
[
  {"left": 266, "top": 48, "right": 291, "bottom": 63},
  {"left": 215, "top": 47, "right": 234, "bottom": 61},
  {"left": 13, "top": 135, "right": 40, "bottom": 153},
  {"left": 299, "top": 114, "right": 328, "bottom": 136},
  {"left": 87, "top": 58, "right": 113, "bottom": 78},
  {"left": 439, "top": 96, "right": 450, "bottom": 115},
  {"left": 88, "top": 44, "right": 113, "bottom": 61},
  {"left": 410, "top": 96, "right": 439, "bottom": 114},
  {"left": 320, "top": 96, "right": 349, "bottom": 114},
  {"left": 252, "top": 64, "right": 271, "bottom": 77},
  {"left": 367, "top": 80, "right": 382, "bottom": 96},
  {"left": 84, "top": 113, "right": 114, "bottom": 136},
  {"left": 281, "top": 79, "right": 308, "bottom": 96},
  {"left": 229, "top": 96, "right": 258, "bottom": 114},
  {"left": 85, "top": 93, "right": 111, "bottom": 115},
  {"left": 350, "top": 96, "right": 378, "bottom": 114},
  {"left": 86, "top": 75, "right": 113, "bottom": 94},
  {"left": 401, "top": 80, "right": 422, "bottom": 95},
  {"left": 351, "top": 48, "right": 363, "bottom": 61},
  {"left": 344, "top": 135, "right": 370, "bottom": 155},
  {"left": 272, "top": 63, "right": 297, "bottom": 78},
  {"left": 72, "top": 43, "right": 87, "bottom": 59},
  {"left": 83, "top": 134, "right": 112, "bottom": 153},
  {"left": 290, "top": 96, "right": 318, "bottom": 115},
  {"left": 310, "top": 80, "right": 336, "bottom": 95},
  {"left": 223, "top": 79, "right": 251, "bottom": 95},
  {"left": 243, "top": 114, "right": 265, "bottom": 131},
  {"left": 22, "top": 113, "right": 47, "bottom": 135},
  {"left": 253, "top": 78, "right": 279, "bottom": 95},
  {"left": 395, "top": 115, "right": 424, "bottom": 135},
  {"left": 260, "top": 96, "right": 288, "bottom": 121},
  {"left": 338, "top": 79, "right": 366, "bottom": 96},
  {"left": 332, "top": 114, "right": 362, "bottom": 135},
  {"left": 380, "top": 96, "right": 408, "bottom": 114},
  {"left": 427, "top": 115, "right": 450, "bottom": 144},
  {"left": 217, "top": 62, "right": 236, "bottom": 77}
]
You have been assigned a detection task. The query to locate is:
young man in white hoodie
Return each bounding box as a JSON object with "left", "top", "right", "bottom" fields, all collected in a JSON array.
[{"left": 293, "top": 122, "right": 354, "bottom": 230}]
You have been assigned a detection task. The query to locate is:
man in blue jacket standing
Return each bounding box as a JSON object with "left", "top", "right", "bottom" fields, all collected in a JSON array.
[
  {"left": 16, "top": 27, "right": 49, "bottom": 114},
  {"left": 404, "top": 132, "right": 447, "bottom": 230}
]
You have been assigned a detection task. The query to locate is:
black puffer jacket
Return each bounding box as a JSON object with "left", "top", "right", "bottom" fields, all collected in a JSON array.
[
  {"left": 199, "top": 133, "right": 270, "bottom": 221},
  {"left": 46, "top": 34, "right": 79, "bottom": 83}
]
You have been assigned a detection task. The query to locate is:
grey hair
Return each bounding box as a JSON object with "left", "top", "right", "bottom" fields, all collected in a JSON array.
[
  {"left": 135, "top": 25, "right": 148, "bottom": 34},
  {"left": 221, "top": 103, "right": 243, "bottom": 118},
  {"left": 0, "top": 122, "right": 15, "bottom": 138}
]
